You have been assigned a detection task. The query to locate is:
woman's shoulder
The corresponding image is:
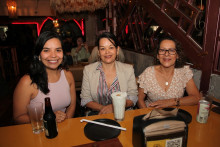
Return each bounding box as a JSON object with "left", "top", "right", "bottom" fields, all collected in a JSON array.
[
  {"left": 175, "top": 65, "right": 193, "bottom": 81},
  {"left": 17, "top": 74, "right": 37, "bottom": 89},
  {"left": 63, "top": 69, "right": 73, "bottom": 77},
  {"left": 63, "top": 69, "right": 74, "bottom": 82},
  {"left": 176, "top": 65, "right": 192, "bottom": 73},
  {"left": 138, "top": 66, "right": 154, "bottom": 79},
  {"left": 143, "top": 65, "right": 155, "bottom": 73},
  {"left": 19, "top": 74, "right": 32, "bottom": 85},
  {"left": 138, "top": 66, "right": 155, "bottom": 85},
  {"left": 116, "top": 61, "right": 133, "bottom": 69},
  {"left": 115, "top": 62, "right": 134, "bottom": 75},
  {"left": 85, "top": 62, "right": 99, "bottom": 69},
  {"left": 83, "top": 62, "right": 100, "bottom": 74}
]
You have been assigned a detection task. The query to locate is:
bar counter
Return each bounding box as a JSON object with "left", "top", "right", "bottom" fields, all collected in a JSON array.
[{"left": 0, "top": 105, "right": 220, "bottom": 147}]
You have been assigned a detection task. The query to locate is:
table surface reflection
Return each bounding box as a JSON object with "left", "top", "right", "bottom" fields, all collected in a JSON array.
[{"left": 0, "top": 105, "right": 220, "bottom": 147}]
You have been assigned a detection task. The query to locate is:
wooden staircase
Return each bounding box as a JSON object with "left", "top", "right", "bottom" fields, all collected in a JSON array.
[{"left": 114, "top": 0, "right": 220, "bottom": 93}]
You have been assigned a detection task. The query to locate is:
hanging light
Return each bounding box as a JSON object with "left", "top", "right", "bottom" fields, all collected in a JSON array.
[
  {"left": 6, "top": 0, "right": 17, "bottom": 18},
  {"left": 53, "top": 20, "right": 59, "bottom": 28},
  {"left": 199, "top": 0, "right": 205, "bottom": 11}
]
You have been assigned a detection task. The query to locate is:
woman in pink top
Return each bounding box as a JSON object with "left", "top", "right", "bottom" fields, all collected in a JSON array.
[
  {"left": 13, "top": 31, "right": 76, "bottom": 124},
  {"left": 137, "top": 35, "right": 200, "bottom": 108}
]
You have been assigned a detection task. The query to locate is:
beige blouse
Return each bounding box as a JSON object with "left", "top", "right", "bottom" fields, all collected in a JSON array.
[{"left": 138, "top": 66, "right": 193, "bottom": 106}]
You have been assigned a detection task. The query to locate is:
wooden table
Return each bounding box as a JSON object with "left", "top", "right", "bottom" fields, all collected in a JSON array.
[{"left": 0, "top": 105, "right": 220, "bottom": 147}]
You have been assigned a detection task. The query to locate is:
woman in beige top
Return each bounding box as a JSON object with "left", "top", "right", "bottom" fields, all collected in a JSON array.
[
  {"left": 80, "top": 32, "right": 138, "bottom": 115},
  {"left": 137, "top": 35, "right": 200, "bottom": 108}
]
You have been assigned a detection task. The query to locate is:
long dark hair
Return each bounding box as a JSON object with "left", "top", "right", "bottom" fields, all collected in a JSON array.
[
  {"left": 29, "top": 31, "right": 67, "bottom": 94},
  {"left": 154, "top": 35, "right": 185, "bottom": 68},
  {"left": 96, "top": 32, "right": 120, "bottom": 49}
]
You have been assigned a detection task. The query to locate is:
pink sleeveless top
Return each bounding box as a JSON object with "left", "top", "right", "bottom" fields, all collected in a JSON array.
[{"left": 30, "top": 70, "right": 71, "bottom": 112}]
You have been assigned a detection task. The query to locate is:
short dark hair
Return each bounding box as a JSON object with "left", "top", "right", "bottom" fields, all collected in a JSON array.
[
  {"left": 154, "top": 35, "right": 185, "bottom": 68},
  {"left": 76, "top": 36, "right": 85, "bottom": 42},
  {"left": 96, "top": 32, "right": 120, "bottom": 49},
  {"left": 29, "top": 31, "right": 67, "bottom": 94}
]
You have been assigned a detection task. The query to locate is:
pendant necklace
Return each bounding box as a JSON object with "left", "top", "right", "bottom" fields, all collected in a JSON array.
[
  {"left": 164, "top": 73, "right": 173, "bottom": 86},
  {"left": 160, "top": 66, "right": 174, "bottom": 86}
]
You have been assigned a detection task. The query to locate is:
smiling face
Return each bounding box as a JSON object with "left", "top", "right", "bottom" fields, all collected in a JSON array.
[
  {"left": 98, "top": 38, "right": 119, "bottom": 64},
  {"left": 39, "top": 38, "right": 63, "bottom": 70},
  {"left": 157, "top": 39, "right": 178, "bottom": 68}
]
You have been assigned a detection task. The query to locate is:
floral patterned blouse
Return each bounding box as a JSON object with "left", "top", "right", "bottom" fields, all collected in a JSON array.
[{"left": 138, "top": 66, "right": 193, "bottom": 106}]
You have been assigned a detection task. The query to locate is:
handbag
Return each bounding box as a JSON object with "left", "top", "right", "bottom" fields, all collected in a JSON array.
[{"left": 132, "top": 108, "right": 188, "bottom": 147}]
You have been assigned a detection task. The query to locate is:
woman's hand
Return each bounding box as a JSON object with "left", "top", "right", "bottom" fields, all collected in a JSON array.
[
  {"left": 148, "top": 99, "right": 176, "bottom": 108},
  {"left": 54, "top": 111, "right": 67, "bottom": 123},
  {"left": 98, "top": 104, "right": 113, "bottom": 114}
]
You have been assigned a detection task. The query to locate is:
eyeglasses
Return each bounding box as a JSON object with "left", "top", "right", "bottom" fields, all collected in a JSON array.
[{"left": 158, "top": 49, "right": 176, "bottom": 55}]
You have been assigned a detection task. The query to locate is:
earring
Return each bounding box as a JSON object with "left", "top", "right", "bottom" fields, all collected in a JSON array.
[
  {"left": 97, "top": 55, "right": 101, "bottom": 61},
  {"left": 116, "top": 55, "right": 119, "bottom": 61}
]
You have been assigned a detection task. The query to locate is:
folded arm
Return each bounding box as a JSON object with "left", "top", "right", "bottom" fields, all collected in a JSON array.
[{"left": 149, "top": 78, "right": 200, "bottom": 108}]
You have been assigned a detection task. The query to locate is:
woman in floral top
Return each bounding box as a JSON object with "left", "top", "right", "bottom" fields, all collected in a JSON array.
[{"left": 137, "top": 35, "right": 200, "bottom": 108}]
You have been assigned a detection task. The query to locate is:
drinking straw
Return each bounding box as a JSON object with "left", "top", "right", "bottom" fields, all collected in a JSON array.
[{"left": 80, "top": 119, "right": 126, "bottom": 131}]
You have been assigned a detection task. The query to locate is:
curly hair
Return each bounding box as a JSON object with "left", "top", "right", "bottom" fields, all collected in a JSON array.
[
  {"left": 29, "top": 31, "right": 67, "bottom": 94},
  {"left": 154, "top": 35, "right": 185, "bottom": 68}
]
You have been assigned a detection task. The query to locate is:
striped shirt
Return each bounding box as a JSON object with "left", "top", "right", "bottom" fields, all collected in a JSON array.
[{"left": 97, "top": 63, "right": 121, "bottom": 106}]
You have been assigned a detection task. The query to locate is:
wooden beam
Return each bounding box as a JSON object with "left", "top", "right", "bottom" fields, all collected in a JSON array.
[
  {"left": 139, "top": 0, "right": 203, "bottom": 68},
  {"left": 200, "top": 0, "right": 220, "bottom": 92}
]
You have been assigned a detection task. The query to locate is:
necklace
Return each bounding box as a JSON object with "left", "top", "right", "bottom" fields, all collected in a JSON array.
[{"left": 159, "top": 66, "right": 174, "bottom": 86}]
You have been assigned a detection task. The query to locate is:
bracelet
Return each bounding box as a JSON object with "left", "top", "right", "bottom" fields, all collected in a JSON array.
[{"left": 176, "top": 98, "right": 180, "bottom": 106}]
